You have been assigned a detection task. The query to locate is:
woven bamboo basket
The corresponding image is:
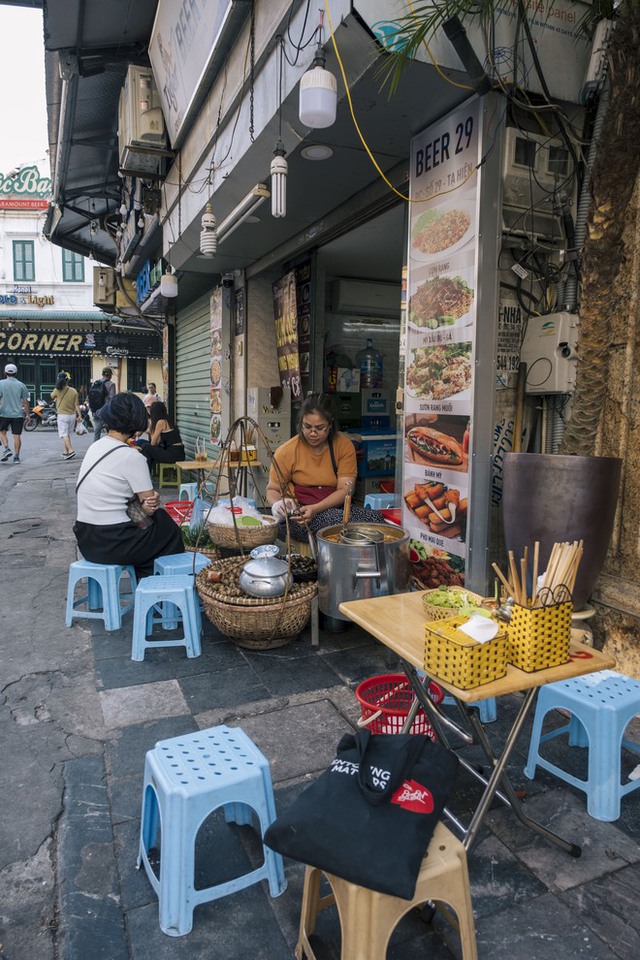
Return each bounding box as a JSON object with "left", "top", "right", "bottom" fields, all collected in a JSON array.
[
  {"left": 507, "top": 600, "right": 572, "bottom": 672},
  {"left": 424, "top": 615, "right": 508, "bottom": 689},
  {"left": 184, "top": 545, "right": 219, "bottom": 561},
  {"left": 422, "top": 586, "right": 489, "bottom": 622},
  {"left": 207, "top": 515, "right": 278, "bottom": 550},
  {"left": 196, "top": 566, "right": 317, "bottom": 649}
]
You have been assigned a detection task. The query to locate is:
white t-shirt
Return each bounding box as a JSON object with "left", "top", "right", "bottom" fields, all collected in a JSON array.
[
  {"left": 76, "top": 436, "right": 153, "bottom": 525},
  {"left": 143, "top": 391, "right": 162, "bottom": 410}
]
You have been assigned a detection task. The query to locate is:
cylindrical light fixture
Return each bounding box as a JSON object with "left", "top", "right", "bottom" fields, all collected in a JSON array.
[
  {"left": 299, "top": 45, "right": 337, "bottom": 129},
  {"left": 160, "top": 273, "right": 178, "bottom": 298},
  {"left": 270, "top": 141, "right": 288, "bottom": 218},
  {"left": 200, "top": 202, "right": 217, "bottom": 256}
]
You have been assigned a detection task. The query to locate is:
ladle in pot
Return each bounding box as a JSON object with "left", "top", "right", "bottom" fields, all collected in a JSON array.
[{"left": 342, "top": 490, "right": 352, "bottom": 535}]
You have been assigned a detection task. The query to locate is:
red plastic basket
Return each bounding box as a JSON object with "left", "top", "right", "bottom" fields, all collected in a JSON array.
[
  {"left": 164, "top": 500, "right": 193, "bottom": 523},
  {"left": 355, "top": 673, "right": 443, "bottom": 738}
]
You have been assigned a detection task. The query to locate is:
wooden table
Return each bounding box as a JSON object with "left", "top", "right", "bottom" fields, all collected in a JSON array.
[
  {"left": 339, "top": 591, "right": 615, "bottom": 854},
  {"left": 177, "top": 459, "right": 262, "bottom": 497}
]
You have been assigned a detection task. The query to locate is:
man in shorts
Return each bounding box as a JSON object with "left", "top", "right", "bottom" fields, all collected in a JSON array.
[{"left": 0, "top": 363, "right": 30, "bottom": 464}]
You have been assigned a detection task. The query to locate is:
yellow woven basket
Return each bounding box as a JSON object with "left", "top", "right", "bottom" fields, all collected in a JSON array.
[
  {"left": 422, "top": 587, "right": 488, "bottom": 623},
  {"left": 507, "top": 601, "right": 572, "bottom": 672},
  {"left": 424, "top": 616, "right": 508, "bottom": 689}
]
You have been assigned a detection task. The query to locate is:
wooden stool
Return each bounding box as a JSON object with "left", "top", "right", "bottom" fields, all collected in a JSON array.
[{"left": 295, "top": 821, "right": 477, "bottom": 960}]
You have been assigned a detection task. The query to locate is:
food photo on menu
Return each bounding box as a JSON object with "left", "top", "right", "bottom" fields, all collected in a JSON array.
[
  {"left": 403, "top": 478, "right": 467, "bottom": 542},
  {"left": 404, "top": 413, "right": 470, "bottom": 473},
  {"left": 406, "top": 342, "right": 472, "bottom": 401},
  {"left": 409, "top": 274, "right": 474, "bottom": 331},
  {"left": 410, "top": 195, "right": 476, "bottom": 260},
  {"left": 408, "top": 541, "right": 465, "bottom": 588}
]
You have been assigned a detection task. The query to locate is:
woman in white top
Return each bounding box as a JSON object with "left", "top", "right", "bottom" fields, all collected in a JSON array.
[{"left": 73, "top": 392, "right": 183, "bottom": 577}]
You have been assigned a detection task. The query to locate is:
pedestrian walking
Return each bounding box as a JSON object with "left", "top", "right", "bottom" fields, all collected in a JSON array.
[
  {"left": 88, "top": 366, "right": 116, "bottom": 441},
  {"left": 0, "top": 362, "right": 30, "bottom": 464},
  {"left": 142, "top": 381, "right": 162, "bottom": 412},
  {"left": 50, "top": 371, "right": 82, "bottom": 460}
]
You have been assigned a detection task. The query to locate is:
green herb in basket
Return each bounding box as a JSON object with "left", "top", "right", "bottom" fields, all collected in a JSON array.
[
  {"left": 181, "top": 523, "right": 215, "bottom": 549},
  {"left": 424, "top": 587, "right": 490, "bottom": 616}
]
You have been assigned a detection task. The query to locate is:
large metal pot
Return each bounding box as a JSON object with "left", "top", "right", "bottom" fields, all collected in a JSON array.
[{"left": 316, "top": 523, "right": 410, "bottom": 620}]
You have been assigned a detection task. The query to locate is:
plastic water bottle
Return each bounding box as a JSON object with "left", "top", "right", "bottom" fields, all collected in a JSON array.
[{"left": 357, "top": 338, "right": 383, "bottom": 389}]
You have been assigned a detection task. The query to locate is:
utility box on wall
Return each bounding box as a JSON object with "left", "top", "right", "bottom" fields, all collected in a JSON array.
[
  {"left": 519, "top": 312, "right": 579, "bottom": 394},
  {"left": 246, "top": 387, "right": 292, "bottom": 501}
]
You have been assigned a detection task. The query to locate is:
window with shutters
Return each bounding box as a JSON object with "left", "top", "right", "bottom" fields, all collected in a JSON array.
[
  {"left": 13, "top": 240, "right": 35, "bottom": 281},
  {"left": 62, "top": 249, "right": 85, "bottom": 282}
]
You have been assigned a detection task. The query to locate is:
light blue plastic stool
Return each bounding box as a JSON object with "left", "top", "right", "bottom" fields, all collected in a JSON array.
[
  {"left": 154, "top": 552, "right": 212, "bottom": 628},
  {"left": 65, "top": 560, "right": 137, "bottom": 631},
  {"left": 443, "top": 695, "right": 497, "bottom": 723},
  {"left": 178, "top": 482, "right": 198, "bottom": 501},
  {"left": 137, "top": 725, "right": 287, "bottom": 936},
  {"left": 364, "top": 493, "right": 395, "bottom": 510},
  {"left": 524, "top": 670, "right": 640, "bottom": 821},
  {"left": 131, "top": 575, "right": 202, "bottom": 661}
]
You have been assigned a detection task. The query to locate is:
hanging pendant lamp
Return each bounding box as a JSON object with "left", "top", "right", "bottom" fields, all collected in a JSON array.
[
  {"left": 200, "top": 202, "right": 218, "bottom": 256},
  {"left": 270, "top": 141, "right": 288, "bottom": 218},
  {"left": 299, "top": 44, "right": 337, "bottom": 129}
]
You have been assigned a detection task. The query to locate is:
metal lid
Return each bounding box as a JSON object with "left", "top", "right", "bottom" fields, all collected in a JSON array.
[{"left": 243, "top": 557, "right": 289, "bottom": 577}]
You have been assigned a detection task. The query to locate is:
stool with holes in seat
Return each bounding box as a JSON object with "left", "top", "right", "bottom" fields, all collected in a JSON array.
[
  {"left": 131, "top": 575, "right": 202, "bottom": 661},
  {"left": 65, "top": 560, "right": 136, "bottom": 631},
  {"left": 295, "top": 820, "right": 477, "bottom": 960},
  {"left": 178, "top": 482, "right": 198, "bottom": 501},
  {"left": 524, "top": 669, "right": 640, "bottom": 821},
  {"left": 156, "top": 462, "right": 179, "bottom": 489},
  {"left": 154, "top": 551, "right": 211, "bottom": 628},
  {"left": 137, "top": 725, "right": 287, "bottom": 936}
]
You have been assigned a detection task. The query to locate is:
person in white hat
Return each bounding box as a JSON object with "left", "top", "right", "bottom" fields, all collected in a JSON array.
[{"left": 0, "top": 363, "right": 31, "bottom": 464}]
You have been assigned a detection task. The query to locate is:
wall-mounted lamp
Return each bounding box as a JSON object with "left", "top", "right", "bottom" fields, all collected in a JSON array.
[{"left": 299, "top": 44, "right": 337, "bottom": 129}]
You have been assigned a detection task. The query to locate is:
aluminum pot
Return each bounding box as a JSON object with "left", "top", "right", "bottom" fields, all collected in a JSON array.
[
  {"left": 316, "top": 523, "right": 410, "bottom": 620},
  {"left": 239, "top": 557, "right": 293, "bottom": 598}
]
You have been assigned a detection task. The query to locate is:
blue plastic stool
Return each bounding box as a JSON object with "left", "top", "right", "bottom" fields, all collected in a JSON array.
[
  {"left": 524, "top": 670, "right": 640, "bottom": 821},
  {"left": 443, "top": 695, "right": 497, "bottom": 723},
  {"left": 131, "top": 575, "right": 202, "bottom": 661},
  {"left": 65, "top": 560, "right": 137, "bottom": 631},
  {"left": 179, "top": 482, "right": 198, "bottom": 501},
  {"left": 154, "top": 552, "right": 212, "bottom": 627},
  {"left": 364, "top": 493, "right": 395, "bottom": 510},
  {"left": 137, "top": 725, "right": 287, "bottom": 936}
]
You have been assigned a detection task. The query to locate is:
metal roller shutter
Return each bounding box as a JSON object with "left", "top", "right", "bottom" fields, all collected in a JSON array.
[{"left": 175, "top": 293, "right": 211, "bottom": 459}]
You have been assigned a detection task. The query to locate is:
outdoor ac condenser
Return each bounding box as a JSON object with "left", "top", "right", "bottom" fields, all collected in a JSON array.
[
  {"left": 117, "top": 65, "right": 168, "bottom": 176},
  {"left": 93, "top": 266, "right": 116, "bottom": 309}
]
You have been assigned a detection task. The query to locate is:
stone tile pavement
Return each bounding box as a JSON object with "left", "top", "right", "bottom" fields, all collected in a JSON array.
[{"left": 1, "top": 431, "right": 639, "bottom": 959}]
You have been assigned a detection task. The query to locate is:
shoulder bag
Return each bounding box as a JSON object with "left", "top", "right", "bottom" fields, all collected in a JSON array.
[
  {"left": 264, "top": 728, "right": 458, "bottom": 900},
  {"left": 76, "top": 444, "right": 152, "bottom": 529}
]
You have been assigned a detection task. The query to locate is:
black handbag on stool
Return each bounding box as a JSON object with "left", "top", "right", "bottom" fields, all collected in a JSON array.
[{"left": 265, "top": 729, "right": 458, "bottom": 900}]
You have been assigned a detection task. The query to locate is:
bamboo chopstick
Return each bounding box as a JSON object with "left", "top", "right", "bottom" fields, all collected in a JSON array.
[{"left": 531, "top": 540, "right": 539, "bottom": 607}]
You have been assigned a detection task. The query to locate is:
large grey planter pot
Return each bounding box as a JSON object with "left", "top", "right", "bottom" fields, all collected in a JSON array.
[{"left": 502, "top": 453, "right": 621, "bottom": 610}]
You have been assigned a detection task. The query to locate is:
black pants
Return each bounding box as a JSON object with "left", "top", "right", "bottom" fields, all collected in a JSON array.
[
  {"left": 141, "top": 444, "right": 185, "bottom": 465},
  {"left": 73, "top": 508, "right": 184, "bottom": 578}
]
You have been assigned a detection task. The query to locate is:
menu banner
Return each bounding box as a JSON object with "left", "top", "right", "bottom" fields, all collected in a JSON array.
[
  {"left": 403, "top": 99, "right": 481, "bottom": 589},
  {"left": 272, "top": 271, "right": 302, "bottom": 403}
]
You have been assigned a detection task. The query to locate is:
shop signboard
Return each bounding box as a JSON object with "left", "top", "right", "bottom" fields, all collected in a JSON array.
[
  {"left": 403, "top": 98, "right": 481, "bottom": 589},
  {"left": 295, "top": 260, "right": 312, "bottom": 396},
  {"left": 209, "top": 287, "right": 223, "bottom": 445},
  {"left": 0, "top": 164, "right": 51, "bottom": 210},
  {"left": 272, "top": 270, "right": 302, "bottom": 403},
  {"left": 0, "top": 328, "right": 161, "bottom": 358}
]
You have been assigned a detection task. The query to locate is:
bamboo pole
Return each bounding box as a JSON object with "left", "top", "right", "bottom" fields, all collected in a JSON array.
[{"left": 492, "top": 562, "right": 513, "bottom": 599}]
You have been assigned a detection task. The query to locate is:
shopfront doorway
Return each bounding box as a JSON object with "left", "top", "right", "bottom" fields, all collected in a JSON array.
[{"left": 7, "top": 356, "right": 91, "bottom": 404}]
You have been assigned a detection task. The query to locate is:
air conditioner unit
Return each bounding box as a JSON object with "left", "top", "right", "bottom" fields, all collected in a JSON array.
[
  {"left": 502, "top": 127, "right": 576, "bottom": 214},
  {"left": 93, "top": 266, "right": 116, "bottom": 309},
  {"left": 118, "top": 65, "right": 169, "bottom": 176},
  {"left": 115, "top": 277, "right": 139, "bottom": 316},
  {"left": 329, "top": 280, "right": 400, "bottom": 318}
]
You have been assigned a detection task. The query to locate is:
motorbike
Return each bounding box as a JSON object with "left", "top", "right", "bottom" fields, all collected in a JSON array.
[{"left": 24, "top": 399, "right": 58, "bottom": 431}]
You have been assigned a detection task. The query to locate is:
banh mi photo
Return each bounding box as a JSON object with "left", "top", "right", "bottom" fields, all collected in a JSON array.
[{"left": 407, "top": 427, "right": 464, "bottom": 466}]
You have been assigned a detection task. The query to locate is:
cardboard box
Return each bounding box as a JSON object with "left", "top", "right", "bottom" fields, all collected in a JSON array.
[
  {"left": 329, "top": 393, "right": 362, "bottom": 429},
  {"left": 360, "top": 389, "right": 390, "bottom": 416},
  {"left": 335, "top": 368, "right": 360, "bottom": 392},
  {"left": 348, "top": 432, "right": 398, "bottom": 477},
  {"left": 361, "top": 415, "right": 391, "bottom": 431}
]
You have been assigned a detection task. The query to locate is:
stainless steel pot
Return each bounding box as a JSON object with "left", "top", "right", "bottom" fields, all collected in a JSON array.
[
  {"left": 239, "top": 557, "right": 293, "bottom": 598},
  {"left": 316, "top": 523, "right": 410, "bottom": 619}
]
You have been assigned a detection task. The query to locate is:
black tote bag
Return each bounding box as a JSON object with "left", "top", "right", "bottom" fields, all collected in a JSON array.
[{"left": 264, "top": 729, "right": 458, "bottom": 899}]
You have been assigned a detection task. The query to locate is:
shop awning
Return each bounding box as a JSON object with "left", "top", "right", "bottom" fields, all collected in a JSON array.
[{"left": 0, "top": 310, "right": 114, "bottom": 321}]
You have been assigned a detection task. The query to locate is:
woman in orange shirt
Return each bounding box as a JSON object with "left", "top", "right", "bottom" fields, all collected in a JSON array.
[{"left": 266, "top": 393, "right": 384, "bottom": 541}]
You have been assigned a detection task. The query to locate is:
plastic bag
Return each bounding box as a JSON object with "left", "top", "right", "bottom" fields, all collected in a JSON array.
[
  {"left": 189, "top": 496, "right": 211, "bottom": 534},
  {"left": 75, "top": 422, "right": 88, "bottom": 435}
]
